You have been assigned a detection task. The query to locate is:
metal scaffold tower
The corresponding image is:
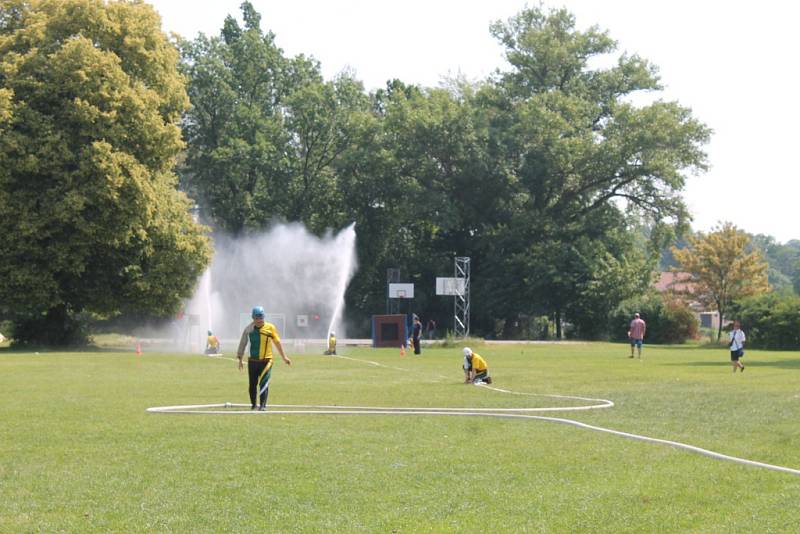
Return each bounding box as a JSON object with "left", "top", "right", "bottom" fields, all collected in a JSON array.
[{"left": 454, "top": 257, "right": 470, "bottom": 338}]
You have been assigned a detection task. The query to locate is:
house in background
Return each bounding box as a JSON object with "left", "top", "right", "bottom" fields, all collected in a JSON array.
[{"left": 654, "top": 272, "right": 721, "bottom": 330}]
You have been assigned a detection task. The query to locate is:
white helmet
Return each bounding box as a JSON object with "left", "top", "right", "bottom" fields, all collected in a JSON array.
[
  {"left": 463, "top": 347, "right": 472, "bottom": 357},
  {"left": 330, "top": 331, "right": 335, "bottom": 336}
]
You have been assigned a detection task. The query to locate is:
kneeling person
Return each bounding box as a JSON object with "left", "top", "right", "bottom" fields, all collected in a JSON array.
[
  {"left": 463, "top": 347, "right": 492, "bottom": 385},
  {"left": 205, "top": 330, "right": 220, "bottom": 355},
  {"left": 324, "top": 331, "right": 337, "bottom": 355}
]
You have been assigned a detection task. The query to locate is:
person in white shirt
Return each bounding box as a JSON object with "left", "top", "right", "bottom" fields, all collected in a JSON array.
[{"left": 729, "top": 320, "right": 746, "bottom": 373}]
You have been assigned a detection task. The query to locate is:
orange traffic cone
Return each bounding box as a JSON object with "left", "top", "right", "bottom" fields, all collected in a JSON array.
[
  {"left": 136, "top": 342, "right": 142, "bottom": 356},
  {"left": 400, "top": 344, "right": 406, "bottom": 357}
]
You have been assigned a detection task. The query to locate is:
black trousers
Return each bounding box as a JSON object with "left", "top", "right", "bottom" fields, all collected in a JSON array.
[
  {"left": 247, "top": 359, "right": 271, "bottom": 407},
  {"left": 413, "top": 337, "right": 421, "bottom": 354}
]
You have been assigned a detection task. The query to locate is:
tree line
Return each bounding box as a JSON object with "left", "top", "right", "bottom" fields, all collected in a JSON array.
[
  {"left": 175, "top": 2, "right": 710, "bottom": 340},
  {"left": 4, "top": 0, "right": 792, "bottom": 346}
]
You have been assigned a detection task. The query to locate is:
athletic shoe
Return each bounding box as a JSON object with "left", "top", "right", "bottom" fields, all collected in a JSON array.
[
  {"left": 741, "top": 366, "right": 745, "bottom": 372},
  {"left": 251, "top": 405, "right": 256, "bottom": 410},
  {"left": 258, "top": 405, "right": 267, "bottom": 411}
]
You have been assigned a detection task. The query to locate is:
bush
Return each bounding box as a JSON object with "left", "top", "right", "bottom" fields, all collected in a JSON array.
[
  {"left": 494, "top": 316, "right": 555, "bottom": 340},
  {"left": 0, "top": 320, "right": 13, "bottom": 340},
  {"left": 609, "top": 292, "right": 698, "bottom": 344},
  {"left": 11, "top": 306, "right": 91, "bottom": 348},
  {"left": 731, "top": 293, "right": 800, "bottom": 349},
  {"left": 660, "top": 300, "right": 699, "bottom": 343}
]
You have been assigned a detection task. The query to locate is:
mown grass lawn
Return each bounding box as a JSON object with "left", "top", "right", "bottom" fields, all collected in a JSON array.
[{"left": 1, "top": 342, "right": 799, "bottom": 532}]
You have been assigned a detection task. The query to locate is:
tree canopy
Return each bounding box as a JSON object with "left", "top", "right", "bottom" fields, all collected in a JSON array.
[
  {"left": 175, "top": 3, "right": 712, "bottom": 339},
  {"left": 1, "top": 2, "right": 718, "bottom": 343},
  {"left": 469, "top": 7, "right": 709, "bottom": 336},
  {"left": 751, "top": 235, "right": 800, "bottom": 295},
  {"left": 0, "top": 0, "right": 210, "bottom": 345}
]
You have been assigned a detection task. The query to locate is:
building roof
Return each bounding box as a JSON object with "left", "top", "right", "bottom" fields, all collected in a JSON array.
[{"left": 654, "top": 271, "right": 696, "bottom": 293}]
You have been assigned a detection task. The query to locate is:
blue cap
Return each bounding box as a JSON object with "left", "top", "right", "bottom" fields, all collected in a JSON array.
[{"left": 251, "top": 306, "right": 265, "bottom": 318}]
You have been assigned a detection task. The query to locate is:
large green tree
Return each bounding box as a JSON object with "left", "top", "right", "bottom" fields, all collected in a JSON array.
[
  {"left": 368, "top": 79, "right": 503, "bottom": 329},
  {"left": 471, "top": 6, "right": 710, "bottom": 336},
  {"left": 0, "top": 0, "right": 210, "bottom": 345},
  {"left": 179, "top": 2, "right": 372, "bottom": 236},
  {"left": 178, "top": 2, "right": 294, "bottom": 233}
]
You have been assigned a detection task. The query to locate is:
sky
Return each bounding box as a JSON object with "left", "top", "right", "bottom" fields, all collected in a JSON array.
[{"left": 149, "top": 0, "right": 799, "bottom": 243}]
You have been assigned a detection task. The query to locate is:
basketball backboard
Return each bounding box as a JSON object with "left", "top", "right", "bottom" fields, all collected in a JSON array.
[
  {"left": 436, "top": 277, "right": 465, "bottom": 296},
  {"left": 389, "top": 283, "right": 414, "bottom": 298}
]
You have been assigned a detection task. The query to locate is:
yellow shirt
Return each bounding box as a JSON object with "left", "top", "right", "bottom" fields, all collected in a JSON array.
[
  {"left": 328, "top": 335, "right": 336, "bottom": 352},
  {"left": 207, "top": 335, "right": 219, "bottom": 349},
  {"left": 237, "top": 322, "right": 281, "bottom": 360},
  {"left": 471, "top": 353, "right": 488, "bottom": 372}
]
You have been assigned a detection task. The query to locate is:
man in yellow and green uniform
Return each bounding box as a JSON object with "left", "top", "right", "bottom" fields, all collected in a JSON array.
[
  {"left": 237, "top": 306, "right": 292, "bottom": 410},
  {"left": 462, "top": 347, "right": 492, "bottom": 385}
]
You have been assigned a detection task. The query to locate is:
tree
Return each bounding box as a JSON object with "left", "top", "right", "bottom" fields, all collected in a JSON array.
[
  {"left": 0, "top": 0, "right": 210, "bottom": 345},
  {"left": 672, "top": 222, "right": 769, "bottom": 341},
  {"left": 751, "top": 234, "right": 800, "bottom": 294},
  {"left": 179, "top": 2, "right": 373, "bottom": 236},
  {"left": 472, "top": 6, "right": 709, "bottom": 336},
  {"left": 178, "top": 3, "right": 295, "bottom": 234}
]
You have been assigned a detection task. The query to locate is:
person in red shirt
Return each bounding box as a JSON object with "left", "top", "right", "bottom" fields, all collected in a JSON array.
[{"left": 628, "top": 312, "right": 646, "bottom": 359}]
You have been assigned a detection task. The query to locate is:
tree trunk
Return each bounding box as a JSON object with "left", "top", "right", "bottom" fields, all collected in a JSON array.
[
  {"left": 555, "top": 309, "right": 562, "bottom": 339},
  {"left": 501, "top": 317, "right": 517, "bottom": 339}
]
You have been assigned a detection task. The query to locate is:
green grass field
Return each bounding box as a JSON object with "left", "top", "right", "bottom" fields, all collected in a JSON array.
[{"left": 2, "top": 342, "right": 800, "bottom": 532}]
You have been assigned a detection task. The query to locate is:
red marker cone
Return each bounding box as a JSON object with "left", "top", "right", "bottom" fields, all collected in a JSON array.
[{"left": 136, "top": 342, "right": 142, "bottom": 356}]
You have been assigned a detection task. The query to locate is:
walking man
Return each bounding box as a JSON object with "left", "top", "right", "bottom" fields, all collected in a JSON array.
[
  {"left": 237, "top": 306, "right": 292, "bottom": 410},
  {"left": 628, "top": 312, "right": 646, "bottom": 359},
  {"left": 729, "top": 320, "right": 746, "bottom": 373}
]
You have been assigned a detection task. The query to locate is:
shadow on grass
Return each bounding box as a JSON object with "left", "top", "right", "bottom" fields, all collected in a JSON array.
[
  {"left": 0, "top": 345, "right": 133, "bottom": 354},
  {"left": 671, "top": 359, "right": 800, "bottom": 370}
]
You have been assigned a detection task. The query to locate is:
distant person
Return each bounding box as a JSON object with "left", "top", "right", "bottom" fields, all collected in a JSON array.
[
  {"left": 324, "top": 331, "right": 337, "bottom": 355},
  {"left": 237, "top": 306, "right": 292, "bottom": 410},
  {"left": 463, "top": 347, "right": 492, "bottom": 385},
  {"left": 729, "top": 320, "right": 746, "bottom": 373},
  {"left": 628, "top": 312, "right": 646, "bottom": 359},
  {"left": 412, "top": 316, "right": 423, "bottom": 355},
  {"left": 426, "top": 318, "right": 437, "bottom": 340},
  {"left": 205, "top": 330, "right": 220, "bottom": 355}
]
